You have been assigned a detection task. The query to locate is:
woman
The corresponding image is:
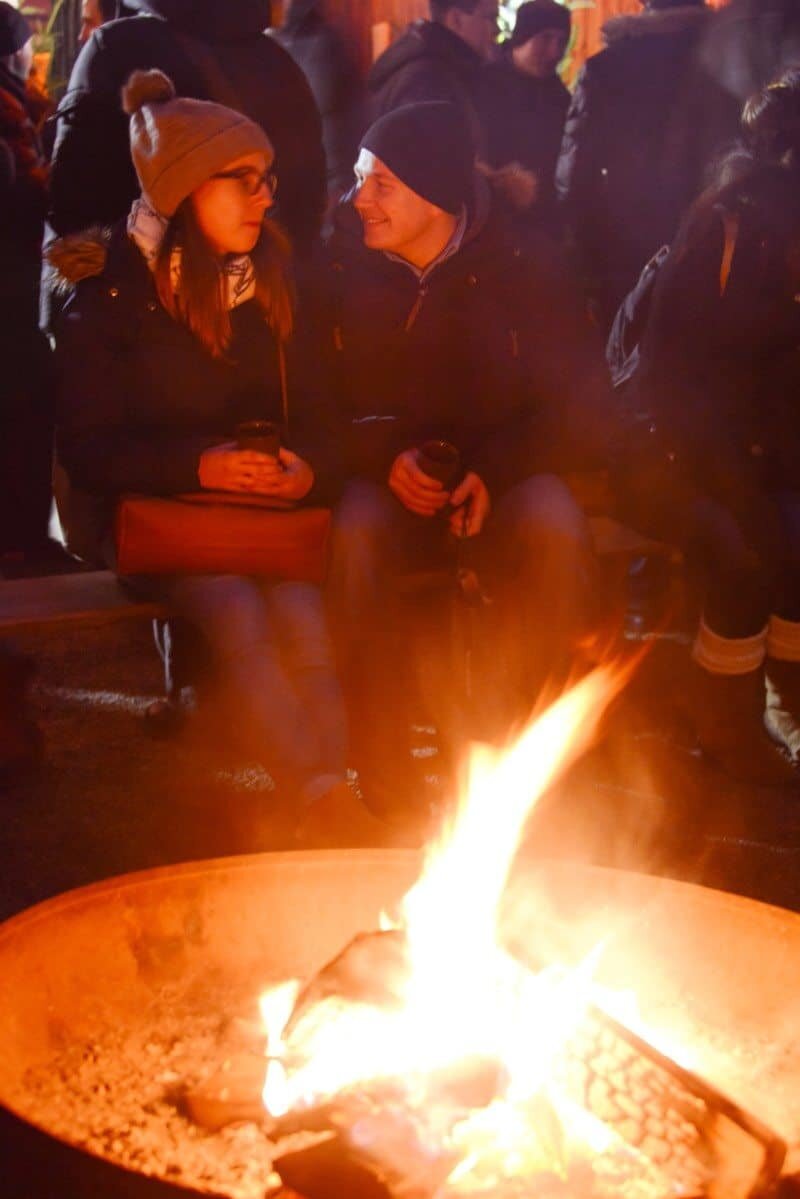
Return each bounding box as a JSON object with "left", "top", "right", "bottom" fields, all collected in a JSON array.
[
  {"left": 615, "top": 70, "right": 800, "bottom": 785},
  {"left": 51, "top": 69, "right": 380, "bottom": 842}
]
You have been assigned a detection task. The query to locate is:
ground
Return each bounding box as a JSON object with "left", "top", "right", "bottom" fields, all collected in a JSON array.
[{"left": 2, "top": 617, "right": 800, "bottom": 926}]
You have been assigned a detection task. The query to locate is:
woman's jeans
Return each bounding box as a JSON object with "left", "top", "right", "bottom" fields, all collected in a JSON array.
[{"left": 159, "top": 576, "right": 347, "bottom": 804}]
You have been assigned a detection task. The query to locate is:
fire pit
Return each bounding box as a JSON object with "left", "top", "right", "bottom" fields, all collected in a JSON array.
[
  {"left": 2, "top": 670, "right": 799, "bottom": 1198},
  {"left": 0, "top": 850, "right": 799, "bottom": 1199}
]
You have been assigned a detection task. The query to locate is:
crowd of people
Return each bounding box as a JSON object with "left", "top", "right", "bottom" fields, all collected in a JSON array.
[{"left": 2, "top": 0, "right": 800, "bottom": 844}]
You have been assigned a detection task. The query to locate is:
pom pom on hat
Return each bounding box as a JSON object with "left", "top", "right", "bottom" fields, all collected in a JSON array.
[
  {"left": 121, "top": 68, "right": 274, "bottom": 217},
  {"left": 121, "top": 69, "right": 176, "bottom": 116}
]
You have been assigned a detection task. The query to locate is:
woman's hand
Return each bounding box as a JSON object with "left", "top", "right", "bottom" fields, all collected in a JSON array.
[
  {"left": 198, "top": 442, "right": 285, "bottom": 493},
  {"left": 256, "top": 448, "right": 315, "bottom": 501}
]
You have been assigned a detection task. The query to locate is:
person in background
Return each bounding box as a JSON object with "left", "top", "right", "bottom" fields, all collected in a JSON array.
[
  {"left": 51, "top": 70, "right": 380, "bottom": 845},
  {"left": 366, "top": 0, "right": 497, "bottom": 153},
  {"left": 613, "top": 71, "right": 800, "bottom": 787},
  {"left": 0, "top": 1, "right": 60, "bottom": 570},
  {"left": 318, "top": 101, "right": 609, "bottom": 827},
  {"left": 272, "top": 0, "right": 363, "bottom": 198},
  {"left": 556, "top": 0, "right": 740, "bottom": 333},
  {"left": 479, "top": 0, "right": 571, "bottom": 232},
  {"left": 79, "top": 0, "right": 119, "bottom": 46},
  {"left": 47, "top": 0, "right": 325, "bottom": 259}
]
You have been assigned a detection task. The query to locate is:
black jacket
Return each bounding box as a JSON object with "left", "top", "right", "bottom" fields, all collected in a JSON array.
[
  {"left": 555, "top": 4, "right": 739, "bottom": 331},
  {"left": 479, "top": 52, "right": 569, "bottom": 228},
  {"left": 52, "top": 223, "right": 341, "bottom": 551},
  {"left": 48, "top": 0, "right": 325, "bottom": 255},
  {"left": 273, "top": 0, "right": 363, "bottom": 195},
  {"left": 366, "top": 20, "right": 486, "bottom": 154},
  {"left": 625, "top": 165, "right": 800, "bottom": 497},
  {"left": 309, "top": 181, "right": 612, "bottom": 497}
]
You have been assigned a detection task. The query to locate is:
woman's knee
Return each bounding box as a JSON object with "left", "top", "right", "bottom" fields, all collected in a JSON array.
[{"left": 169, "top": 575, "right": 271, "bottom": 659}]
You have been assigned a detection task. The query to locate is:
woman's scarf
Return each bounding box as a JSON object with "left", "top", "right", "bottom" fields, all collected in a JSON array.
[{"left": 127, "top": 197, "right": 256, "bottom": 309}]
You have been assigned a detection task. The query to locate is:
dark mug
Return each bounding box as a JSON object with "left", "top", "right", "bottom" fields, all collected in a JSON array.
[
  {"left": 236, "top": 420, "right": 281, "bottom": 457},
  {"left": 417, "top": 439, "right": 461, "bottom": 488}
]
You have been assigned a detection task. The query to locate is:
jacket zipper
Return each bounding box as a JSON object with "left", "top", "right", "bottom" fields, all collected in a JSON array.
[{"left": 404, "top": 283, "right": 429, "bottom": 332}]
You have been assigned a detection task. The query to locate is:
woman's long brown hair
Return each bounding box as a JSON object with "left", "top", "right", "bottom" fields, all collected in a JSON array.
[{"left": 153, "top": 200, "right": 294, "bottom": 359}]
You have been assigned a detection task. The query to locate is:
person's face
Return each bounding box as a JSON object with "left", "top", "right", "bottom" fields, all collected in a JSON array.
[
  {"left": 449, "top": 0, "right": 498, "bottom": 59},
  {"left": 79, "top": 0, "right": 104, "bottom": 46},
  {"left": 512, "top": 27, "right": 569, "bottom": 78},
  {"left": 353, "top": 148, "right": 447, "bottom": 262},
  {"left": 190, "top": 152, "right": 275, "bottom": 257}
]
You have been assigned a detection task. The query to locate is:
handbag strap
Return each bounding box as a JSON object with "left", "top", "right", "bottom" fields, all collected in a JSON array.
[{"left": 278, "top": 340, "right": 289, "bottom": 434}]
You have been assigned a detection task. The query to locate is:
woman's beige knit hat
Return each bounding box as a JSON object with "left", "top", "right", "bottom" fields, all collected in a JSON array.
[{"left": 122, "top": 69, "right": 273, "bottom": 217}]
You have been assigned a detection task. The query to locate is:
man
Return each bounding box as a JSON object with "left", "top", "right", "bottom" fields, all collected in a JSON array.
[
  {"left": 79, "top": 0, "right": 118, "bottom": 46},
  {"left": 479, "top": 0, "right": 571, "bottom": 229},
  {"left": 366, "top": 0, "right": 498, "bottom": 151},
  {"left": 0, "top": 2, "right": 54, "bottom": 565},
  {"left": 48, "top": 0, "right": 325, "bottom": 255},
  {"left": 555, "top": 0, "right": 740, "bottom": 333},
  {"left": 319, "top": 101, "right": 609, "bottom": 819},
  {"left": 272, "top": 0, "right": 363, "bottom": 196}
]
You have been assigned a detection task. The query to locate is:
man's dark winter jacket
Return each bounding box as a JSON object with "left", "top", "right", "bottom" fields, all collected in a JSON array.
[
  {"left": 479, "top": 51, "right": 569, "bottom": 228},
  {"left": 366, "top": 20, "right": 486, "bottom": 153},
  {"left": 273, "top": 0, "right": 363, "bottom": 195},
  {"left": 51, "top": 223, "right": 341, "bottom": 556},
  {"left": 555, "top": 4, "right": 740, "bottom": 332},
  {"left": 48, "top": 0, "right": 325, "bottom": 254},
  {"left": 310, "top": 181, "right": 611, "bottom": 499}
]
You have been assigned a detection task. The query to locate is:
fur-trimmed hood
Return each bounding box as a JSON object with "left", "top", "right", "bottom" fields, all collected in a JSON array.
[
  {"left": 603, "top": 5, "right": 709, "bottom": 47},
  {"left": 46, "top": 227, "right": 113, "bottom": 291}
]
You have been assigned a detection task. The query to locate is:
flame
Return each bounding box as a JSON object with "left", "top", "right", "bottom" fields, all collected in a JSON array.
[{"left": 258, "top": 664, "right": 668, "bottom": 1185}]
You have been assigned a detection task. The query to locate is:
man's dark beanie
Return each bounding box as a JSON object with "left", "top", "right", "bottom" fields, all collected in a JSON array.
[
  {"left": 0, "top": 1, "right": 31, "bottom": 57},
  {"left": 360, "top": 102, "right": 474, "bottom": 215},
  {"left": 510, "top": 0, "right": 570, "bottom": 48}
]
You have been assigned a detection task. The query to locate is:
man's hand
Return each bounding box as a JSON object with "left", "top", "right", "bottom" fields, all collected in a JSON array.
[
  {"left": 198, "top": 444, "right": 313, "bottom": 501},
  {"left": 449, "top": 472, "right": 490, "bottom": 537},
  {"left": 388, "top": 449, "right": 452, "bottom": 517}
]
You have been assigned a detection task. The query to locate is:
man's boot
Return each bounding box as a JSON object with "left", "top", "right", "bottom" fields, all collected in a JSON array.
[
  {"left": 684, "top": 622, "right": 797, "bottom": 787},
  {"left": 765, "top": 615, "right": 800, "bottom": 761}
]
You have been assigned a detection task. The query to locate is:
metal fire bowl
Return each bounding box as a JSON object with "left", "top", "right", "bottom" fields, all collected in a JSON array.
[{"left": 1, "top": 850, "right": 799, "bottom": 1198}]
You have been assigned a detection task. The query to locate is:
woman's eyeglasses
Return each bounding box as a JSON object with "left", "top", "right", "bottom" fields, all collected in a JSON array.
[{"left": 211, "top": 167, "right": 279, "bottom": 198}]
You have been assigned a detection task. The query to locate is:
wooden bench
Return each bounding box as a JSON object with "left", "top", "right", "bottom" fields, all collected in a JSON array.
[
  {"left": 0, "top": 512, "right": 680, "bottom": 639},
  {"left": 0, "top": 571, "right": 165, "bottom": 637}
]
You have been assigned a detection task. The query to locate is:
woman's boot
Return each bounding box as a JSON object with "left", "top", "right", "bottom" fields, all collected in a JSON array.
[
  {"left": 765, "top": 615, "right": 800, "bottom": 761},
  {"left": 685, "top": 622, "right": 797, "bottom": 786}
]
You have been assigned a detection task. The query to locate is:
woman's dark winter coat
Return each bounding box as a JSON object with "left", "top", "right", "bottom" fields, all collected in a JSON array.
[
  {"left": 479, "top": 51, "right": 570, "bottom": 228},
  {"left": 624, "top": 164, "right": 800, "bottom": 504},
  {"left": 366, "top": 20, "right": 486, "bottom": 154},
  {"left": 555, "top": 4, "right": 740, "bottom": 331},
  {"left": 273, "top": 0, "right": 363, "bottom": 195},
  {"left": 52, "top": 222, "right": 341, "bottom": 555},
  {"left": 48, "top": 0, "right": 325, "bottom": 254},
  {"left": 309, "top": 182, "right": 612, "bottom": 497}
]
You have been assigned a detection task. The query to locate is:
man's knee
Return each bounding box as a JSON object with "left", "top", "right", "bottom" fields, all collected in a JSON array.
[
  {"left": 330, "top": 479, "right": 399, "bottom": 572},
  {"left": 499, "top": 474, "right": 590, "bottom": 551}
]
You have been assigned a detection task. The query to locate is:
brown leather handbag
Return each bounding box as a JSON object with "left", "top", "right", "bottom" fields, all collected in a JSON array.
[{"left": 114, "top": 492, "right": 331, "bottom": 583}]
